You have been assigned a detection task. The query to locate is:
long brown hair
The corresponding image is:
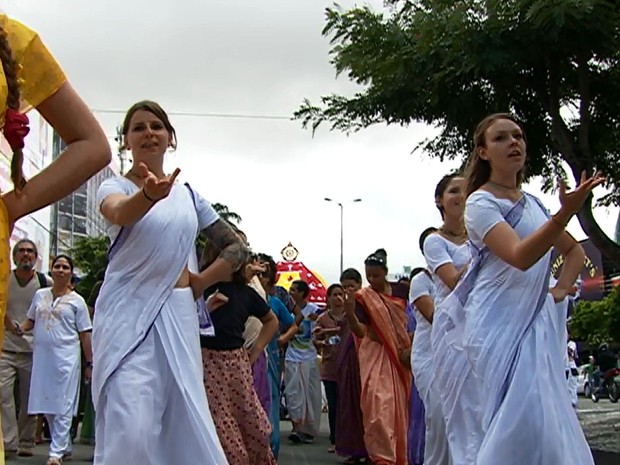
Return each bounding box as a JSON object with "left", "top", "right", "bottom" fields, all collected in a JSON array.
[
  {"left": 0, "top": 26, "right": 26, "bottom": 190},
  {"left": 464, "top": 113, "right": 527, "bottom": 196},
  {"left": 121, "top": 100, "right": 177, "bottom": 150}
]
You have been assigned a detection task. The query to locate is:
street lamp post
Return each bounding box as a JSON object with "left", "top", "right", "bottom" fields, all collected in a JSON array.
[{"left": 324, "top": 197, "right": 362, "bottom": 275}]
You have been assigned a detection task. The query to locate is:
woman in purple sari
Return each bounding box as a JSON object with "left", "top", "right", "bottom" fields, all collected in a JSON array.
[{"left": 335, "top": 268, "right": 368, "bottom": 464}]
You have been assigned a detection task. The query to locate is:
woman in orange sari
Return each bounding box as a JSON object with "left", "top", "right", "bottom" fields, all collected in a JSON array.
[
  {"left": 344, "top": 249, "right": 412, "bottom": 465},
  {"left": 0, "top": 14, "right": 111, "bottom": 463}
]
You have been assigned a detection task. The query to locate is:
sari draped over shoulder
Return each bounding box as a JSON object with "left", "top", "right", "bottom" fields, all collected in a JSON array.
[
  {"left": 356, "top": 286, "right": 411, "bottom": 465},
  {"left": 92, "top": 184, "right": 199, "bottom": 407},
  {"left": 440, "top": 191, "right": 594, "bottom": 465}
]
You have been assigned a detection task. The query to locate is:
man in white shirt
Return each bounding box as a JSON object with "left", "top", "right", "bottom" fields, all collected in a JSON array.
[{"left": 0, "top": 240, "right": 52, "bottom": 458}]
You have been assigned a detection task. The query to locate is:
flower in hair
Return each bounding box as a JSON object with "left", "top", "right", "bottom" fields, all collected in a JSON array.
[{"left": 4, "top": 108, "right": 30, "bottom": 149}]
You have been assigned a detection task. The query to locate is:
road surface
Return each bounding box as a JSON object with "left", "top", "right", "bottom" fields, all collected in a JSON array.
[{"left": 7, "top": 397, "right": 619, "bottom": 464}]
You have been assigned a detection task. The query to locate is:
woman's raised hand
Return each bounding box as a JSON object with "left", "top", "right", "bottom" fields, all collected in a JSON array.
[
  {"left": 137, "top": 162, "right": 181, "bottom": 202},
  {"left": 558, "top": 171, "right": 605, "bottom": 215}
]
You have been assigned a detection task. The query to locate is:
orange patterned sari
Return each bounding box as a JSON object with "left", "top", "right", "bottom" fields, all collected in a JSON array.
[{"left": 356, "top": 286, "right": 412, "bottom": 465}]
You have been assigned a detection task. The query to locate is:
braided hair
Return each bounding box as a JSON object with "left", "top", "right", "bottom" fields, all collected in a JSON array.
[{"left": 0, "top": 25, "right": 26, "bottom": 190}]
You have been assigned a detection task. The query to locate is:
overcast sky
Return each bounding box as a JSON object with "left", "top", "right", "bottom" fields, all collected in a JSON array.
[{"left": 7, "top": 0, "right": 618, "bottom": 284}]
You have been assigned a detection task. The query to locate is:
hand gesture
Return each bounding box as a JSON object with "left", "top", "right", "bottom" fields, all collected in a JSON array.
[
  {"left": 206, "top": 290, "right": 229, "bottom": 312},
  {"left": 558, "top": 171, "right": 605, "bottom": 215},
  {"left": 136, "top": 162, "right": 181, "bottom": 202},
  {"left": 549, "top": 286, "right": 568, "bottom": 303},
  {"left": 247, "top": 261, "right": 266, "bottom": 277},
  {"left": 9, "top": 321, "right": 23, "bottom": 337},
  {"left": 344, "top": 289, "right": 356, "bottom": 316}
]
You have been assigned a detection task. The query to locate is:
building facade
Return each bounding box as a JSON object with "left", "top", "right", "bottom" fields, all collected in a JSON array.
[
  {"left": 49, "top": 132, "right": 118, "bottom": 257},
  {"left": 2, "top": 113, "right": 54, "bottom": 272}
]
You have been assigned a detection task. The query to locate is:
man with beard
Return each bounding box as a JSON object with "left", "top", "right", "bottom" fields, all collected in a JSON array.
[{"left": 0, "top": 239, "right": 51, "bottom": 458}]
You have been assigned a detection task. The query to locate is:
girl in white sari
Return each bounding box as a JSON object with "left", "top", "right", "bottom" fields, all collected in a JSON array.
[
  {"left": 93, "top": 101, "right": 248, "bottom": 465},
  {"left": 450, "top": 113, "right": 602, "bottom": 465},
  {"left": 424, "top": 174, "right": 483, "bottom": 465}
]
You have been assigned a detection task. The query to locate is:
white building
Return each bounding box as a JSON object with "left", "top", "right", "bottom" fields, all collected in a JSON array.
[
  {"left": 1, "top": 113, "right": 54, "bottom": 272},
  {"left": 49, "top": 132, "right": 119, "bottom": 258}
]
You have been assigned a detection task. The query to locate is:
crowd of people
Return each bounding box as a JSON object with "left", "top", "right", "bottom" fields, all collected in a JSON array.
[{"left": 0, "top": 11, "right": 610, "bottom": 465}]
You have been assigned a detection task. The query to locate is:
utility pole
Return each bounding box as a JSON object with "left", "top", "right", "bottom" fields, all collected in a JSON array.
[{"left": 114, "top": 125, "right": 127, "bottom": 175}]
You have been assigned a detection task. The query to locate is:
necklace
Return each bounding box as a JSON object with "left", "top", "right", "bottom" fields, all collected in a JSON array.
[
  {"left": 51, "top": 288, "right": 71, "bottom": 301},
  {"left": 440, "top": 225, "right": 467, "bottom": 237},
  {"left": 487, "top": 179, "right": 519, "bottom": 192}
]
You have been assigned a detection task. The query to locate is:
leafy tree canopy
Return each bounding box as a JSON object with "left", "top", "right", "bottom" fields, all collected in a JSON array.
[{"left": 295, "top": 0, "right": 620, "bottom": 264}]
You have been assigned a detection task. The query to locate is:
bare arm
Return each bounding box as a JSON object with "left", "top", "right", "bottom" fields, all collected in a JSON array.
[
  {"left": 414, "top": 295, "right": 435, "bottom": 324},
  {"left": 278, "top": 322, "right": 299, "bottom": 346},
  {"left": 344, "top": 290, "right": 367, "bottom": 338},
  {"left": 19, "top": 319, "right": 34, "bottom": 333},
  {"left": 482, "top": 173, "right": 603, "bottom": 271},
  {"left": 191, "top": 220, "right": 249, "bottom": 298},
  {"left": 100, "top": 165, "right": 181, "bottom": 227},
  {"left": 435, "top": 263, "right": 467, "bottom": 291},
  {"left": 79, "top": 331, "right": 93, "bottom": 364},
  {"left": 3, "top": 83, "right": 111, "bottom": 223},
  {"left": 552, "top": 232, "right": 585, "bottom": 299},
  {"left": 248, "top": 311, "right": 278, "bottom": 365}
]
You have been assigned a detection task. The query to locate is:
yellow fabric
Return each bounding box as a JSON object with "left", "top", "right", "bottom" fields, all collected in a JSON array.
[
  {"left": 0, "top": 14, "right": 67, "bottom": 127},
  {"left": 0, "top": 16, "right": 65, "bottom": 462},
  {"left": 0, "top": 198, "right": 8, "bottom": 464}
]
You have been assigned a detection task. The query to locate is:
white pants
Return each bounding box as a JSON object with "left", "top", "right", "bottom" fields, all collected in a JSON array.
[
  {"left": 94, "top": 288, "right": 227, "bottom": 465},
  {"left": 45, "top": 413, "right": 73, "bottom": 459},
  {"left": 284, "top": 359, "right": 322, "bottom": 436}
]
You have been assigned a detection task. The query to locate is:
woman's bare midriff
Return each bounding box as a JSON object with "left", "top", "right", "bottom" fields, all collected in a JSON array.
[{"left": 175, "top": 267, "right": 190, "bottom": 288}]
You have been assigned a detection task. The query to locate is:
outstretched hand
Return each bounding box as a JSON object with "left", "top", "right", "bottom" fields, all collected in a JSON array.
[
  {"left": 136, "top": 162, "right": 181, "bottom": 202},
  {"left": 558, "top": 171, "right": 605, "bottom": 215}
]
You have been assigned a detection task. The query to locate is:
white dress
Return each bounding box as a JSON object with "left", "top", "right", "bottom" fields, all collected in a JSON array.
[
  {"left": 28, "top": 289, "right": 91, "bottom": 416},
  {"left": 425, "top": 234, "right": 482, "bottom": 465},
  {"left": 460, "top": 190, "right": 593, "bottom": 465}
]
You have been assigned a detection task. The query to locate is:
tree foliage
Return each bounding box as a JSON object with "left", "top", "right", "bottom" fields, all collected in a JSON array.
[
  {"left": 70, "top": 235, "right": 110, "bottom": 300},
  {"left": 295, "top": 0, "right": 620, "bottom": 265},
  {"left": 569, "top": 286, "right": 620, "bottom": 346}
]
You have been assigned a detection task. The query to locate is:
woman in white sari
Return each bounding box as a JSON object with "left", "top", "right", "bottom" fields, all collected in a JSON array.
[
  {"left": 426, "top": 173, "right": 484, "bottom": 465},
  {"left": 93, "top": 101, "right": 248, "bottom": 465},
  {"left": 450, "top": 113, "right": 602, "bottom": 465}
]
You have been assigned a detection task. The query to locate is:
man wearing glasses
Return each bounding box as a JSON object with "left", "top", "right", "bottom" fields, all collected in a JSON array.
[{"left": 0, "top": 239, "right": 52, "bottom": 458}]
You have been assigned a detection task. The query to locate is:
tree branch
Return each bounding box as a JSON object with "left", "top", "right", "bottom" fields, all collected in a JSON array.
[
  {"left": 577, "top": 50, "right": 592, "bottom": 161},
  {"left": 547, "top": 57, "right": 585, "bottom": 175},
  {"left": 576, "top": 194, "right": 620, "bottom": 266}
]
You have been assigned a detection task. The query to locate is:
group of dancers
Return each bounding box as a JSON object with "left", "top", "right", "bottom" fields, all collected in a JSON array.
[{"left": 0, "top": 11, "right": 607, "bottom": 465}]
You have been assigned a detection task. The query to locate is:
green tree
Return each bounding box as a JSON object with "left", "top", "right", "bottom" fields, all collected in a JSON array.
[
  {"left": 70, "top": 235, "right": 110, "bottom": 300},
  {"left": 569, "top": 286, "right": 620, "bottom": 346},
  {"left": 195, "top": 203, "right": 242, "bottom": 256},
  {"left": 295, "top": 0, "right": 620, "bottom": 266}
]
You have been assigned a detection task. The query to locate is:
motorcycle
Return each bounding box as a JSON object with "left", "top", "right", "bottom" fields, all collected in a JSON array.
[{"left": 591, "top": 367, "right": 620, "bottom": 403}]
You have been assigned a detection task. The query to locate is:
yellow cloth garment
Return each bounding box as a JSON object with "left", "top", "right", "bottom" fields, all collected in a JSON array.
[{"left": 0, "top": 16, "right": 66, "bottom": 461}]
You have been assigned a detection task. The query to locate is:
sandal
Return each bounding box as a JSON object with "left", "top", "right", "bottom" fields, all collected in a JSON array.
[
  {"left": 328, "top": 445, "right": 336, "bottom": 453},
  {"left": 343, "top": 458, "right": 361, "bottom": 465},
  {"left": 46, "top": 457, "right": 62, "bottom": 465}
]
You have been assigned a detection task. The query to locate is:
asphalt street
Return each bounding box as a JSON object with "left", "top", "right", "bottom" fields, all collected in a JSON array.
[{"left": 6, "top": 397, "right": 619, "bottom": 464}]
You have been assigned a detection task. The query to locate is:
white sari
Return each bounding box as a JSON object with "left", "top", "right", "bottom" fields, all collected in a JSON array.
[
  {"left": 442, "top": 190, "right": 593, "bottom": 465},
  {"left": 92, "top": 178, "right": 227, "bottom": 465}
]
